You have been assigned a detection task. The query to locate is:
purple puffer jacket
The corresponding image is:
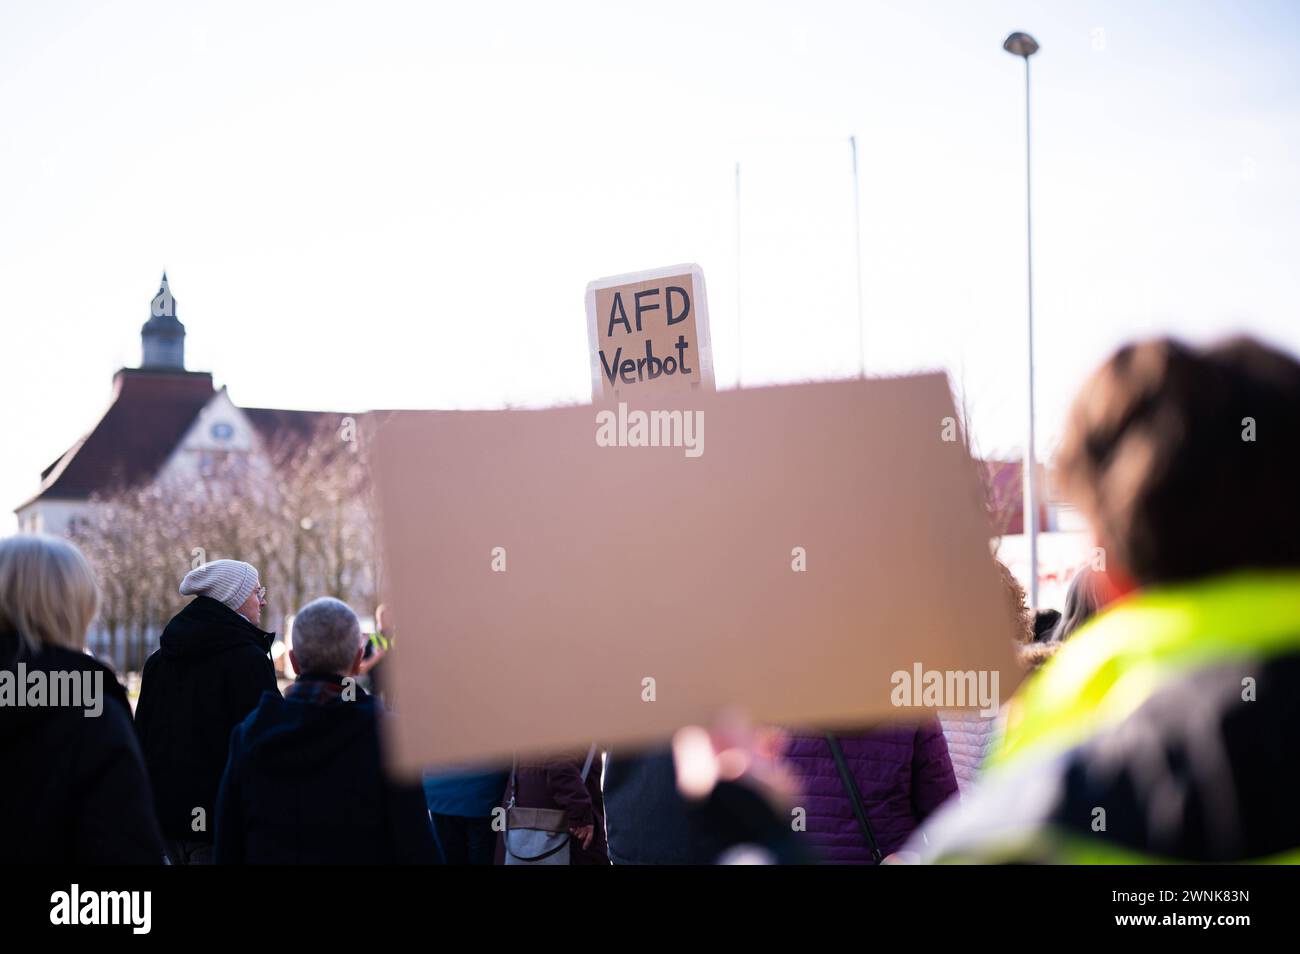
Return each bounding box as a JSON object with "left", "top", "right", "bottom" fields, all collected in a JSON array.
[{"left": 783, "top": 722, "right": 958, "bottom": 863}]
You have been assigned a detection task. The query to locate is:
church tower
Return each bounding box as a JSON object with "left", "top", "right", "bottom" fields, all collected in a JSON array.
[{"left": 140, "top": 272, "right": 186, "bottom": 369}]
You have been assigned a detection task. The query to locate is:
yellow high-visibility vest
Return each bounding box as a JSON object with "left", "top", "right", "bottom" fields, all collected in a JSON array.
[
  {"left": 925, "top": 570, "right": 1300, "bottom": 864},
  {"left": 992, "top": 569, "right": 1300, "bottom": 772}
]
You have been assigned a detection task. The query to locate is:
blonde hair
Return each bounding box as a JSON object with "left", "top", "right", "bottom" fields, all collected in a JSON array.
[{"left": 0, "top": 535, "right": 99, "bottom": 654}]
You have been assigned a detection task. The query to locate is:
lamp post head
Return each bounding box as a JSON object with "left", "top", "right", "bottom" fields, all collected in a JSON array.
[{"left": 1003, "top": 32, "right": 1039, "bottom": 57}]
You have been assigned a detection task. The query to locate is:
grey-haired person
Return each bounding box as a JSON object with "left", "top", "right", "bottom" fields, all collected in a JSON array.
[{"left": 213, "top": 597, "right": 436, "bottom": 864}]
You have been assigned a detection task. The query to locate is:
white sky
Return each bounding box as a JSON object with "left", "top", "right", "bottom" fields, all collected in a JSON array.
[{"left": 3, "top": 0, "right": 1299, "bottom": 532}]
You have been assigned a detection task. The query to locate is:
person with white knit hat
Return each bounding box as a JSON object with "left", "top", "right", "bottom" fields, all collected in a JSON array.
[
  {"left": 134, "top": 559, "right": 280, "bottom": 864},
  {"left": 178, "top": 560, "right": 264, "bottom": 626}
]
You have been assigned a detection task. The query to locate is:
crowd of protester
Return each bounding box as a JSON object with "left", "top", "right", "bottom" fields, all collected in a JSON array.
[{"left": 2, "top": 334, "right": 1297, "bottom": 864}]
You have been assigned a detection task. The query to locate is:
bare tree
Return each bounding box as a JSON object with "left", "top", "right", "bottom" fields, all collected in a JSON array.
[{"left": 69, "top": 417, "right": 379, "bottom": 674}]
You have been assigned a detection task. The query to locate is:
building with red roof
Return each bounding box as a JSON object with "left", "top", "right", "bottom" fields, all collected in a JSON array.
[{"left": 15, "top": 275, "right": 348, "bottom": 535}]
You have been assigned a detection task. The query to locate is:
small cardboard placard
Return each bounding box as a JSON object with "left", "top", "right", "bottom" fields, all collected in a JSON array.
[
  {"left": 371, "top": 374, "right": 1020, "bottom": 774},
  {"left": 585, "top": 263, "right": 715, "bottom": 401}
]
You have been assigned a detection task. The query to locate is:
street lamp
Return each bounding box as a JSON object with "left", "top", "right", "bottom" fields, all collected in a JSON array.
[{"left": 1004, "top": 30, "right": 1040, "bottom": 609}]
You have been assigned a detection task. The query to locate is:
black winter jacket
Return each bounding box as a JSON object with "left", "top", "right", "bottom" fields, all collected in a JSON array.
[
  {"left": 0, "top": 631, "right": 165, "bottom": 863},
  {"left": 213, "top": 674, "right": 436, "bottom": 864},
  {"left": 134, "top": 596, "right": 280, "bottom": 841}
]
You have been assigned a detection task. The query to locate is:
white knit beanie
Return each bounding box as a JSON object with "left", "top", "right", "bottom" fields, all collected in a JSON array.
[{"left": 179, "top": 560, "right": 259, "bottom": 611}]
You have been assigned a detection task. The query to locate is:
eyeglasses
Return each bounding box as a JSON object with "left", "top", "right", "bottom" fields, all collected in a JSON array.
[{"left": 256, "top": 586, "right": 268, "bottom": 603}]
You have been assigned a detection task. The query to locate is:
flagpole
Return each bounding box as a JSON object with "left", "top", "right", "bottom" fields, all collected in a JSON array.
[
  {"left": 850, "top": 135, "right": 865, "bottom": 378},
  {"left": 735, "top": 160, "right": 743, "bottom": 388}
]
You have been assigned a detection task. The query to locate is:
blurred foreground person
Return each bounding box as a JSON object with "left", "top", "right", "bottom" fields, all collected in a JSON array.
[
  {"left": 0, "top": 535, "right": 164, "bottom": 863},
  {"left": 671, "top": 713, "right": 811, "bottom": 864},
  {"left": 914, "top": 336, "right": 1300, "bottom": 863},
  {"left": 499, "top": 745, "right": 607, "bottom": 864},
  {"left": 135, "top": 559, "right": 278, "bottom": 864},
  {"left": 213, "top": 597, "right": 436, "bottom": 864}
]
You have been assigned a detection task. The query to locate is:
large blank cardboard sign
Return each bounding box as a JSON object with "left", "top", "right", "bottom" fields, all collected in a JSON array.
[
  {"left": 585, "top": 263, "right": 715, "bottom": 401},
  {"left": 372, "top": 374, "right": 1020, "bottom": 774}
]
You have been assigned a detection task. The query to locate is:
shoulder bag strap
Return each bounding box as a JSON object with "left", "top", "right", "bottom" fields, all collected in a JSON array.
[
  {"left": 579, "top": 743, "right": 598, "bottom": 782},
  {"left": 826, "top": 733, "right": 884, "bottom": 864}
]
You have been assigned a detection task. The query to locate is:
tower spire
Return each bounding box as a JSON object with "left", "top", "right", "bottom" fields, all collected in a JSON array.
[
  {"left": 141, "top": 271, "right": 186, "bottom": 369},
  {"left": 151, "top": 271, "right": 175, "bottom": 318}
]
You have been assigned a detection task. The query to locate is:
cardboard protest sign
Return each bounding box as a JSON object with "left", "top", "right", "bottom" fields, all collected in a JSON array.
[
  {"left": 585, "top": 263, "right": 715, "bottom": 401},
  {"left": 371, "top": 374, "right": 1021, "bottom": 774}
]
